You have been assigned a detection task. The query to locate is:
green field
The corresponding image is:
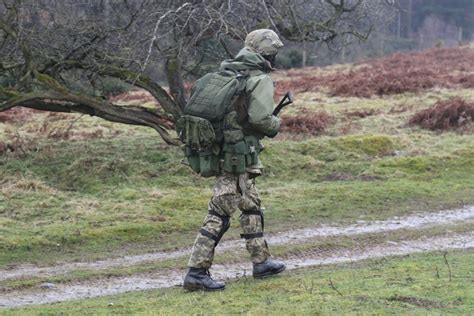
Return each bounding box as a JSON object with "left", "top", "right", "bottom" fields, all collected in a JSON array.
[
  {"left": 1, "top": 54, "right": 474, "bottom": 313},
  {"left": 1, "top": 86, "right": 474, "bottom": 267},
  {"left": 6, "top": 251, "right": 473, "bottom": 315}
]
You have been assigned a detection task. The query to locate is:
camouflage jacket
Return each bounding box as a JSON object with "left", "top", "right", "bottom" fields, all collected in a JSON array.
[{"left": 219, "top": 47, "right": 281, "bottom": 139}]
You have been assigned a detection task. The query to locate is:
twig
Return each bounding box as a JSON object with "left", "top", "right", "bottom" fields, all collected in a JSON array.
[
  {"left": 13, "top": 131, "right": 27, "bottom": 156},
  {"left": 64, "top": 114, "right": 84, "bottom": 137},
  {"left": 261, "top": 0, "right": 278, "bottom": 31},
  {"left": 329, "top": 277, "right": 343, "bottom": 296},
  {"left": 435, "top": 265, "right": 440, "bottom": 279},
  {"left": 443, "top": 252, "right": 452, "bottom": 282},
  {"left": 136, "top": 2, "right": 191, "bottom": 83}
]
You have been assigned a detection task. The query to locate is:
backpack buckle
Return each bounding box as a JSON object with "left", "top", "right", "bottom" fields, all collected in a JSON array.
[{"left": 249, "top": 145, "right": 256, "bottom": 154}]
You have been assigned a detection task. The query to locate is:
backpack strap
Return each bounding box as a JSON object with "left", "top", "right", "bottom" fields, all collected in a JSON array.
[{"left": 219, "top": 68, "right": 249, "bottom": 119}]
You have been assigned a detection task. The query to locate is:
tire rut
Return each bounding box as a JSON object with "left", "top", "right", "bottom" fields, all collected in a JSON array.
[
  {"left": 1, "top": 206, "right": 473, "bottom": 282},
  {"left": 1, "top": 232, "right": 472, "bottom": 308}
]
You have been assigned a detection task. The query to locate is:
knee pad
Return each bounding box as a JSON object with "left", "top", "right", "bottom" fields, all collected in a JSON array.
[{"left": 204, "top": 210, "right": 230, "bottom": 246}]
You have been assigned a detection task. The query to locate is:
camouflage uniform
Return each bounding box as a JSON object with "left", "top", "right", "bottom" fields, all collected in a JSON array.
[
  {"left": 188, "top": 172, "right": 270, "bottom": 267},
  {"left": 187, "top": 29, "right": 283, "bottom": 269}
]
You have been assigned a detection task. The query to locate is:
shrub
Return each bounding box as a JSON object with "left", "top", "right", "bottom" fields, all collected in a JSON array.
[
  {"left": 0, "top": 107, "right": 39, "bottom": 123},
  {"left": 409, "top": 98, "right": 474, "bottom": 131},
  {"left": 280, "top": 109, "right": 332, "bottom": 135}
]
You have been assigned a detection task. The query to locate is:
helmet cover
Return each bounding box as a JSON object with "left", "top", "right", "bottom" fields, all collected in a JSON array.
[{"left": 245, "top": 29, "right": 284, "bottom": 56}]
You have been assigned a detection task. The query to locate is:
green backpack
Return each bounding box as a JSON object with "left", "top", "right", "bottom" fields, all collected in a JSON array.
[{"left": 176, "top": 70, "right": 248, "bottom": 177}]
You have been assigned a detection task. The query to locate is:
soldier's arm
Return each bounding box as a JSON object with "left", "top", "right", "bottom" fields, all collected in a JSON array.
[{"left": 246, "top": 75, "right": 281, "bottom": 137}]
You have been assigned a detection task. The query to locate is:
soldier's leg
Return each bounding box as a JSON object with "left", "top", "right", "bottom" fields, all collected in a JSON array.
[
  {"left": 187, "top": 212, "right": 229, "bottom": 268},
  {"left": 187, "top": 174, "right": 240, "bottom": 268},
  {"left": 238, "top": 173, "right": 271, "bottom": 263}
]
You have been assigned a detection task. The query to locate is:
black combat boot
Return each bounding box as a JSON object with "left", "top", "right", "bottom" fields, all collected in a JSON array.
[
  {"left": 253, "top": 258, "right": 286, "bottom": 278},
  {"left": 183, "top": 267, "right": 225, "bottom": 291}
]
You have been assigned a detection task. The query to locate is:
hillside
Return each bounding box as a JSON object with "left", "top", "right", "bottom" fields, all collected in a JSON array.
[{"left": 1, "top": 45, "right": 473, "bottom": 313}]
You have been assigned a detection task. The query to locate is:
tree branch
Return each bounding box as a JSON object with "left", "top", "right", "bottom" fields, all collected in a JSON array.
[
  {"left": 31, "top": 71, "right": 179, "bottom": 145},
  {"left": 92, "top": 64, "right": 183, "bottom": 120}
]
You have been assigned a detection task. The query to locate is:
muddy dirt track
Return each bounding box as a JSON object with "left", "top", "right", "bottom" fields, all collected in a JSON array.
[
  {"left": 1, "top": 207, "right": 473, "bottom": 308},
  {"left": 2, "top": 207, "right": 473, "bottom": 282}
]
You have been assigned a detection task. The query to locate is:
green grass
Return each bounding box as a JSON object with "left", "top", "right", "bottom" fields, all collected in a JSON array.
[
  {"left": 1, "top": 101, "right": 474, "bottom": 267},
  {"left": 1, "top": 62, "right": 474, "bottom": 313},
  {"left": 5, "top": 250, "right": 473, "bottom": 315},
  {"left": 1, "top": 133, "right": 474, "bottom": 267}
]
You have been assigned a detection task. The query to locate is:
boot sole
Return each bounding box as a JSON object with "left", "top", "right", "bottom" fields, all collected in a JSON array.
[
  {"left": 183, "top": 283, "right": 225, "bottom": 292},
  {"left": 253, "top": 265, "right": 286, "bottom": 279}
]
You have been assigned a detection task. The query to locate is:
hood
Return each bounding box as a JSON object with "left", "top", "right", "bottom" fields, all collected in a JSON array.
[{"left": 219, "top": 47, "right": 272, "bottom": 73}]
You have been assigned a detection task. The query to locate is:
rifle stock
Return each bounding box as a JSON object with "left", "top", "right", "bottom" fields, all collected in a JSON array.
[{"left": 273, "top": 91, "right": 294, "bottom": 116}]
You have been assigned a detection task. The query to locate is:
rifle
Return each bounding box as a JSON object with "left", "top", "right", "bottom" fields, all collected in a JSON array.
[{"left": 273, "top": 91, "right": 294, "bottom": 116}]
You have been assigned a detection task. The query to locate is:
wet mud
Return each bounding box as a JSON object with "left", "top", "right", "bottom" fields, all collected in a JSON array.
[
  {"left": 1, "top": 206, "right": 473, "bottom": 282},
  {"left": 1, "top": 232, "right": 472, "bottom": 308}
]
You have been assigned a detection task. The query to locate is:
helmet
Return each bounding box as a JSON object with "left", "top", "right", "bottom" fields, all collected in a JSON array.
[{"left": 244, "top": 29, "right": 284, "bottom": 56}]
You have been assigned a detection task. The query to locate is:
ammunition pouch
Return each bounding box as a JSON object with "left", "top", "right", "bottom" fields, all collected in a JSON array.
[
  {"left": 222, "top": 136, "right": 262, "bottom": 175},
  {"left": 178, "top": 114, "right": 263, "bottom": 177},
  {"left": 183, "top": 146, "right": 221, "bottom": 178}
]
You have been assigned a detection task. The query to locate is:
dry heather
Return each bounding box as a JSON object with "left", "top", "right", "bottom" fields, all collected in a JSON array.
[
  {"left": 280, "top": 109, "right": 332, "bottom": 135},
  {"left": 409, "top": 98, "right": 474, "bottom": 131},
  {"left": 0, "top": 107, "right": 41, "bottom": 123},
  {"left": 276, "top": 46, "right": 474, "bottom": 97}
]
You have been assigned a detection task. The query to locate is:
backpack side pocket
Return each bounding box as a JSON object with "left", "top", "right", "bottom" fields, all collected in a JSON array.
[{"left": 176, "top": 115, "right": 216, "bottom": 150}]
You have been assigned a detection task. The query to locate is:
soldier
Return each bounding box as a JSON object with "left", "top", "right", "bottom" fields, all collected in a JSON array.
[{"left": 183, "top": 29, "right": 286, "bottom": 291}]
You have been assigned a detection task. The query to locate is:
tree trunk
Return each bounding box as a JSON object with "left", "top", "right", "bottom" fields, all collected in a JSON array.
[
  {"left": 407, "top": 0, "right": 413, "bottom": 39},
  {"left": 165, "top": 55, "right": 187, "bottom": 110},
  {"left": 397, "top": 10, "right": 401, "bottom": 39},
  {"left": 302, "top": 41, "right": 307, "bottom": 68}
]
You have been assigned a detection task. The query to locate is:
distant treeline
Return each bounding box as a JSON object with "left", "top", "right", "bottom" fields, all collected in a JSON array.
[{"left": 278, "top": 0, "right": 474, "bottom": 68}]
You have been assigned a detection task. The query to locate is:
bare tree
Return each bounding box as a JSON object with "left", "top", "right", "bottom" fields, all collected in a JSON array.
[{"left": 0, "top": 0, "right": 397, "bottom": 145}]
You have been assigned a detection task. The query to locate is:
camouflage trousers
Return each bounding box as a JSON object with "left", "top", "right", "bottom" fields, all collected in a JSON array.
[{"left": 188, "top": 172, "right": 271, "bottom": 268}]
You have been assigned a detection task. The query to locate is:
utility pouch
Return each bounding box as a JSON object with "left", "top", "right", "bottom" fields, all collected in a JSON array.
[
  {"left": 223, "top": 141, "right": 249, "bottom": 174},
  {"left": 183, "top": 146, "right": 220, "bottom": 177},
  {"left": 199, "top": 149, "right": 220, "bottom": 177},
  {"left": 244, "top": 136, "right": 263, "bottom": 166},
  {"left": 183, "top": 146, "right": 201, "bottom": 173}
]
